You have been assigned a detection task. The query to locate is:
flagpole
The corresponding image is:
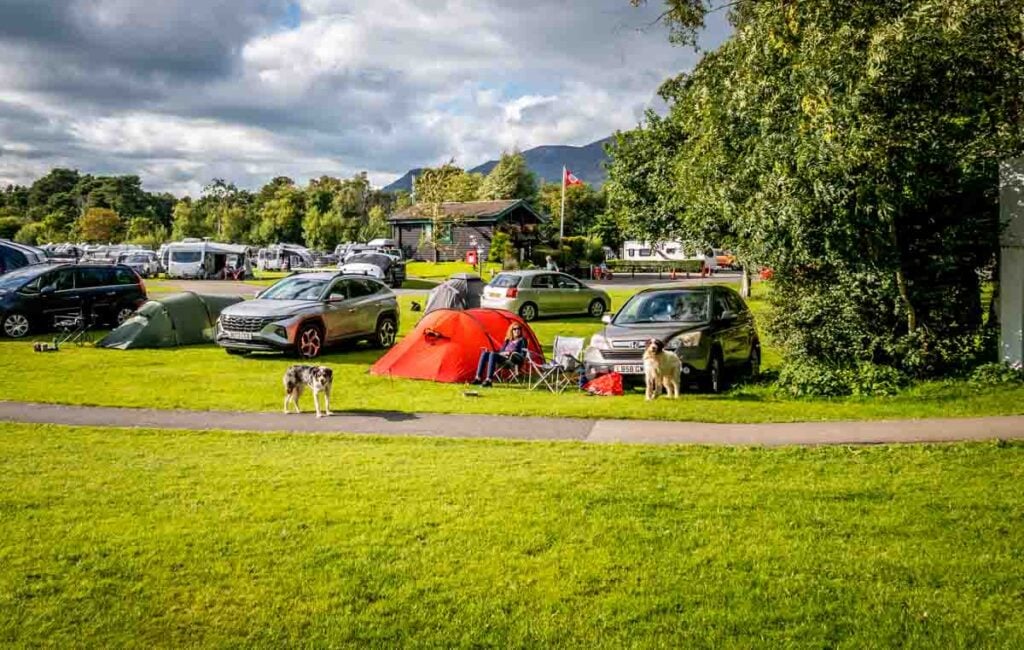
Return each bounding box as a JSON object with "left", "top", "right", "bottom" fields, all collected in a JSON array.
[{"left": 559, "top": 165, "right": 566, "bottom": 243}]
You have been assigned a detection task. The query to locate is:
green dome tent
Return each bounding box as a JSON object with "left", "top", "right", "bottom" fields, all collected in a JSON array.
[{"left": 98, "top": 292, "right": 244, "bottom": 349}]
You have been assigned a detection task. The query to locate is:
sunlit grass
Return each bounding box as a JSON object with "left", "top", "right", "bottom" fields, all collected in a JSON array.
[{"left": 2, "top": 423, "right": 1022, "bottom": 646}]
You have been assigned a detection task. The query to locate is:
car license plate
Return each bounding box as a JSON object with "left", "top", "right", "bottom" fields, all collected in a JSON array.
[
  {"left": 485, "top": 289, "right": 504, "bottom": 298},
  {"left": 613, "top": 364, "right": 644, "bottom": 374},
  {"left": 228, "top": 331, "right": 253, "bottom": 341}
]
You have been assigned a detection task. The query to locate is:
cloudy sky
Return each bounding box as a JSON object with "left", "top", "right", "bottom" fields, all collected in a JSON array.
[{"left": 0, "top": 0, "right": 729, "bottom": 196}]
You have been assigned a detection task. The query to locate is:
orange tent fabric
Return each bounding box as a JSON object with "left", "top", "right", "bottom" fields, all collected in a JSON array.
[{"left": 370, "top": 308, "right": 544, "bottom": 383}]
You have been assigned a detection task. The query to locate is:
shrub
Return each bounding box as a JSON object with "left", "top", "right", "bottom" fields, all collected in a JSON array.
[
  {"left": 970, "top": 362, "right": 1024, "bottom": 386},
  {"left": 777, "top": 359, "right": 910, "bottom": 398}
]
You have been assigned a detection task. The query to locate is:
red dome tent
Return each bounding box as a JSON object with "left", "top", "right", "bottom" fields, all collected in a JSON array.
[{"left": 370, "top": 308, "right": 544, "bottom": 383}]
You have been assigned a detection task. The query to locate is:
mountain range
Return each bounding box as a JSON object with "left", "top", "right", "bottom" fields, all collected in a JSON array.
[{"left": 382, "top": 136, "right": 612, "bottom": 193}]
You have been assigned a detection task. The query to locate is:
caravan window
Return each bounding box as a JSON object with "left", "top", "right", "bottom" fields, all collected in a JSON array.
[
  {"left": 638, "top": 249, "right": 652, "bottom": 257},
  {"left": 171, "top": 251, "right": 202, "bottom": 263}
]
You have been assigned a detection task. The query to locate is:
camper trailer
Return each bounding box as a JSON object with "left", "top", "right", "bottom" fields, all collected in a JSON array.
[
  {"left": 255, "top": 244, "right": 314, "bottom": 272},
  {"left": 164, "top": 241, "right": 253, "bottom": 279}
]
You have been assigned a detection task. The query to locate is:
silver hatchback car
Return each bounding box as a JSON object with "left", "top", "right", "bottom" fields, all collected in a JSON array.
[
  {"left": 480, "top": 270, "right": 611, "bottom": 321},
  {"left": 216, "top": 272, "right": 399, "bottom": 358}
]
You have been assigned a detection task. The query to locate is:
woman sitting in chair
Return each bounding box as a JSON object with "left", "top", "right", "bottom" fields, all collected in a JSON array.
[{"left": 472, "top": 323, "right": 527, "bottom": 387}]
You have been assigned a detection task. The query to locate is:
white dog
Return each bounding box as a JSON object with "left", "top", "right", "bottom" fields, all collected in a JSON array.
[
  {"left": 643, "top": 339, "right": 681, "bottom": 400},
  {"left": 282, "top": 364, "right": 334, "bottom": 417}
]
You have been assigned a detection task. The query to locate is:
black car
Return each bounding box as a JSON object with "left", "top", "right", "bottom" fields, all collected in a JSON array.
[
  {"left": 583, "top": 285, "right": 760, "bottom": 392},
  {"left": 0, "top": 239, "right": 47, "bottom": 275},
  {"left": 0, "top": 263, "right": 147, "bottom": 338}
]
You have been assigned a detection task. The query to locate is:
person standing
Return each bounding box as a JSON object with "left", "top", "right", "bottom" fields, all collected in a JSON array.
[
  {"left": 702, "top": 249, "right": 717, "bottom": 278},
  {"left": 545, "top": 255, "right": 559, "bottom": 272}
]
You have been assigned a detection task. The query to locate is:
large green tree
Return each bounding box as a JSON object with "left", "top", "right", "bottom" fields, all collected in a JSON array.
[
  {"left": 617, "top": 0, "right": 1024, "bottom": 382},
  {"left": 477, "top": 151, "right": 538, "bottom": 202}
]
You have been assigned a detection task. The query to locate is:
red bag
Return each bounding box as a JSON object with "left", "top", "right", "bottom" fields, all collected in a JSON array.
[{"left": 584, "top": 372, "right": 624, "bottom": 396}]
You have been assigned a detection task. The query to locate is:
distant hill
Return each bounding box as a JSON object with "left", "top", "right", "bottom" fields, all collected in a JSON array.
[{"left": 382, "top": 137, "right": 611, "bottom": 193}]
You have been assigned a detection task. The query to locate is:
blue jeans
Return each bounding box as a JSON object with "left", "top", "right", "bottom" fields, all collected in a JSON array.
[{"left": 476, "top": 350, "right": 516, "bottom": 380}]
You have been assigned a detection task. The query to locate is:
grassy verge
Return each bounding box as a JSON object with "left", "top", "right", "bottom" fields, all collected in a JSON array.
[
  {"left": 1, "top": 423, "right": 1022, "bottom": 646},
  {"left": 406, "top": 260, "right": 502, "bottom": 279},
  {"left": 2, "top": 289, "right": 1023, "bottom": 422}
]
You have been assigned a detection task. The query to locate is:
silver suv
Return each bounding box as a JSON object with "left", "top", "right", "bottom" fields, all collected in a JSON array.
[{"left": 216, "top": 272, "right": 399, "bottom": 358}]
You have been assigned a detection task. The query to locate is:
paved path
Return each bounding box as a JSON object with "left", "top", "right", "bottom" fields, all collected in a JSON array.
[{"left": 2, "top": 401, "right": 1023, "bottom": 446}]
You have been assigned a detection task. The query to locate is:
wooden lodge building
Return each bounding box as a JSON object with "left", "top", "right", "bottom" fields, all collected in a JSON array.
[{"left": 388, "top": 199, "right": 547, "bottom": 262}]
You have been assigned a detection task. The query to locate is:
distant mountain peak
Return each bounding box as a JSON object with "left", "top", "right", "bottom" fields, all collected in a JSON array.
[{"left": 382, "top": 137, "right": 611, "bottom": 193}]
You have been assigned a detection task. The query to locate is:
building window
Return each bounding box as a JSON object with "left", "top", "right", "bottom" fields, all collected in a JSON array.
[{"left": 436, "top": 223, "right": 453, "bottom": 244}]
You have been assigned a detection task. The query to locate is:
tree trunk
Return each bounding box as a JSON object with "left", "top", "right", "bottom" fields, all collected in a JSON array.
[
  {"left": 739, "top": 265, "right": 751, "bottom": 298},
  {"left": 889, "top": 221, "right": 917, "bottom": 332}
]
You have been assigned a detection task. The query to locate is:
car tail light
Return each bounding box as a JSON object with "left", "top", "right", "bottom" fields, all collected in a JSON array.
[
  {"left": 138, "top": 274, "right": 146, "bottom": 295},
  {"left": 506, "top": 287, "right": 518, "bottom": 298}
]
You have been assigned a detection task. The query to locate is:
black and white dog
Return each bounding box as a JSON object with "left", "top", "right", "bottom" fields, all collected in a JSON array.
[{"left": 282, "top": 365, "right": 334, "bottom": 417}]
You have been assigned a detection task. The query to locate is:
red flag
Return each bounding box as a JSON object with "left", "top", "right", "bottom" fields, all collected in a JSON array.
[{"left": 563, "top": 168, "right": 584, "bottom": 187}]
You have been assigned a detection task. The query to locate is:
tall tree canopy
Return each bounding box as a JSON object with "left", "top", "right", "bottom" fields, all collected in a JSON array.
[
  {"left": 614, "top": 0, "right": 1024, "bottom": 385},
  {"left": 477, "top": 151, "right": 538, "bottom": 202}
]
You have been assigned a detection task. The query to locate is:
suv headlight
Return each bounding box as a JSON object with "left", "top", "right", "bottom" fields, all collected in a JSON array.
[
  {"left": 589, "top": 332, "right": 608, "bottom": 349},
  {"left": 665, "top": 331, "right": 702, "bottom": 350}
]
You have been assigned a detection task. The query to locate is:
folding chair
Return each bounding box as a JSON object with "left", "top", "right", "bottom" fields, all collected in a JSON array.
[
  {"left": 491, "top": 348, "right": 530, "bottom": 385},
  {"left": 529, "top": 336, "right": 585, "bottom": 393}
]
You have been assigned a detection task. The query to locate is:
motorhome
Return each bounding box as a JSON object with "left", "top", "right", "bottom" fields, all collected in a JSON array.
[
  {"left": 164, "top": 241, "right": 253, "bottom": 279},
  {"left": 255, "top": 243, "right": 314, "bottom": 271}
]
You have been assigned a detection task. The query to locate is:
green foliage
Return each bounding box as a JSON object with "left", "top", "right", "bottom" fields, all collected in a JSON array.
[
  {"left": 970, "top": 362, "right": 1024, "bottom": 386},
  {"left": 124, "top": 218, "right": 168, "bottom": 250},
  {"left": 13, "top": 222, "right": 46, "bottom": 246},
  {"left": 488, "top": 230, "right": 515, "bottom": 266},
  {"left": 616, "top": 0, "right": 1024, "bottom": 380},
  {"left": 0, "top": 216, "right": 25, "bottom": 239},
  {"left": 170, "top": 199, "right": 208, "bottom": 240},
  {"left": 606, "top": 259, "right": 702, "bottom": 273},
  {"left": 537, "top": 182, "right": 604, "bottom": 238},
  {"left": 477, "top": 151, "right": 538, "bottom": 202},
  {"left": 256, "top": 182, "right": 305, "bottom": 245},
  {"left": 75, "top": 207, "right": 122, "bottom": 243},
  {"left": 777, "top": 360, "right": 910, "bottom": 398},
  {"left": 360, "top": 205, "right": 390, "bottom": 242}
]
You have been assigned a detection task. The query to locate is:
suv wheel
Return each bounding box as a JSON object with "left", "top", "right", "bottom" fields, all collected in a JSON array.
[
  {"left": 518, "top": 302, "right": 538, "bottom": 322},
  {"left": 705, "top": 351, "right": 726, "bottom": 393},
  {"left": 296, "top": 322, "right": 324, "bottom": 359},
  {"left": 588, "top": 299, "right": 606, "bottom": 318},
  {"left": 2, "top": 312, "right": 30, "bottom": 338},
  {"left": 374, "top": 315, "right": 397, "bottom": 348},
  {"left": 115, "top": 307, "right": 135, "bottom": 325}
]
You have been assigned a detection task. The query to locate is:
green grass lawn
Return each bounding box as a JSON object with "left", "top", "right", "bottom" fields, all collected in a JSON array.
[
  {"left": 2, "top": 288, "right": 1023, "bottom": 422},
  {"left": 406, "top": 260, "right": 502, "bottom": 280},
  {"left": 1, "top": 423, "right": 1022, "bottom": 646}
]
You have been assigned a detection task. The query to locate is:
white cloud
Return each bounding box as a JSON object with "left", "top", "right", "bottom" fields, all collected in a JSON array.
[{"left": 0, "top": 0, "right": 730, "bottom": 194}]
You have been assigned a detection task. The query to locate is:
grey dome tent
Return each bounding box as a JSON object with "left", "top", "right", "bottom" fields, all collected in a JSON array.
[
  {"left": 98, "top": 292, "right": 243, "bottom": 349},
  {"left": 424, "top": 273, "right": 485, "bottom": 314}
]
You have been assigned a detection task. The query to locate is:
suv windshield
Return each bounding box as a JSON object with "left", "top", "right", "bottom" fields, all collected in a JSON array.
[
  {"left": 259, "top": 276, "right": 328, "bottom": 301},
  {"left": 490, "top": 274, "right": 521, "bottom": 288},
  {"left": 615, "top": 290, "right": 710, "bottom": 324}
]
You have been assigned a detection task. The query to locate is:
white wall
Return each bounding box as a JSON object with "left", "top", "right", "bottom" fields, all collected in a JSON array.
[
  {"left": 620, "top": 240, "right": 697, "bottom": 262},
  {"left": 1000, "top": 158, "right": 1024, "bottom": 365}
]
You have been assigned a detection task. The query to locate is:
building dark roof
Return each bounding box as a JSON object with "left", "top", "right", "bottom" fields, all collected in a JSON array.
[{"left": 389, "top": 199, "right": 546, "bottom": 223}]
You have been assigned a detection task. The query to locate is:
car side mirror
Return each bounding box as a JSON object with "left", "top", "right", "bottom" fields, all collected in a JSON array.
[
  {"left": 719, "top": 309, "right": 737, "bottom": 321},
  {"left": 601, "top": 314, "right": 613, "bottom": 324},
  {"left": 40, "top": 286, "right": 55, "bottom": 296}
]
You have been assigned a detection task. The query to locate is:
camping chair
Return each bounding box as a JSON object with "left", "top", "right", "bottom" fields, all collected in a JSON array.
[
  {"left": 490, "top": 347, "right": 532, "bottom": 386},
  {"left": 53, "top": 309, "right": 95, "bottom": 347},
  {"left": 529, "top": 336, "right": 586, "bottom": 393}
]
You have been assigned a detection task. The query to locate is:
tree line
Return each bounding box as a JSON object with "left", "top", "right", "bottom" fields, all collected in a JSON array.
[
  {"left": 1, "top": 151, "right": 623, "bottom": 254},
  {"left": 612, "top": 0, "right": 1023, "bottom": 392}
]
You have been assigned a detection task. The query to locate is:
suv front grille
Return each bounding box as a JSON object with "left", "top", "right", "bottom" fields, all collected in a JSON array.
[
  {"left": 600, "top": 349, "right": 643, "bottom": 361},
  {"left": 221, "top": 315, "right": 270, "bottom": 332}
]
